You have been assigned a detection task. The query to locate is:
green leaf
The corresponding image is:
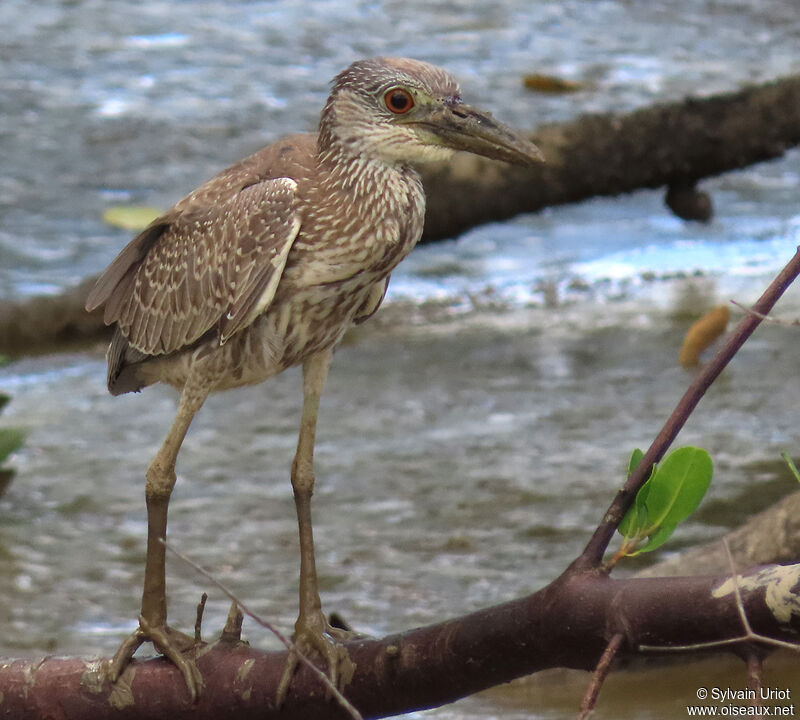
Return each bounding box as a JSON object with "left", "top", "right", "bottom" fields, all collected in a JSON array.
[
  {"left": 626, "top": 522, "right": 677, "bottom": 556},
  {"left": 618, "top": 481, "right": 649, "bottom": 538},
  {"left": 0, "top": 427, "right": 25, "bottom": 464},
  {"left": 102, "top": 205, "right": 161, "bottom": 231},
  {"left": 782, "top": 452, "right": 800, "bottom": 484},
  {"left": 617, "top": 446, "right": 712, "bottom": 556},
  {"left": 643, "top": 447, "right": 712, "bottom": 534},
  {"left": 618, "top": 450, "right": 654, "bottom": 539},
  {"left": 627, "top": 448, "right": 645, "bottom": 476}
]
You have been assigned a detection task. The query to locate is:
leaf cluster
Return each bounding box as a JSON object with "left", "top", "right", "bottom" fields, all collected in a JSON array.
[{"left": 616, "top": 446, "right": 713, "bottom": 558}]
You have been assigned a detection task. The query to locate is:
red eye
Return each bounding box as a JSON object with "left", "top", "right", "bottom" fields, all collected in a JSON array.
[{"left": 384, "top": 88, "right": 414, "bottom": 114}]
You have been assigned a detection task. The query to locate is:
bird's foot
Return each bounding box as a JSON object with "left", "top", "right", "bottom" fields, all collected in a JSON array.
[
  {"left": 276, "top": 610, "right": 357, "bottom": 706},
  {"left": 107, "top": 615, "right": 203, "bottom": 702}
]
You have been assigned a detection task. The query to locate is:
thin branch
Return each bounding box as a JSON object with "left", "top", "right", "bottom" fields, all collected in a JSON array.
[
  {"left": 719, "top": 540, "right": 800, "bottom": 652},
  {"left": 638, "top": 634, "right": 800, "bottom": 654},
  {"left": 161, "top": 539, "right": 363, "bottom": 720},
  {"left": 745, "top": 650, "right": 765, "bottom": 718},
  {"left": 638, "top": 540, "right": 800, "bottom": 655},
  {"left": 194, "top": 592, "right": 208, "bottom": 642},
  {"left": 578, "top": 633, "right": 624, "bottom": 720},
  {"left": 731, "top": 300, "right": 800, "bottom": 327},
  {"left": 723, "top": 539, "right": 755, "bottom": 637},
  {"left": 637, "top": 637, "right": 748, "bottom": 652},
  {"left": 576, "top": 247, "right": 800, "bottom": 569}
]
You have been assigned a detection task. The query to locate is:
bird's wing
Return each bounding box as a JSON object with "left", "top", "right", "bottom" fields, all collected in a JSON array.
[{"left": 87, "top": 177, "right": 300, "bottom": 356}]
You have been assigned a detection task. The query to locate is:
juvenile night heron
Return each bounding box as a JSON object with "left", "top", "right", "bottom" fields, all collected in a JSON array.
[{"left": 86, "top": 57, "right": 542, "bottom": 701}]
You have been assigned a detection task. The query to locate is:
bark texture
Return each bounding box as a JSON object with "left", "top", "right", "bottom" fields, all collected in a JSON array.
[
  {"left": 2, "top": 74, "right": 800, "bottom": 355},
  {"left": 420, "top": 74, "right": 800, "bottom": 240}
]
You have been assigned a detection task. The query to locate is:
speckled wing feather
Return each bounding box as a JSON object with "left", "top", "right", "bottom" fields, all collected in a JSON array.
[{"left": 89, "top": 177, "right": 300, "bottom": 356}]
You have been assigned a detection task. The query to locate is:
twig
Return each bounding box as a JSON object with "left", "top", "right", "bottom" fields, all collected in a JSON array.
[
  {"left": 731, "top": 300, "right": 800, "bottom": 327},
  {"left": 161, "top": 539, "right": 363, "bottom": 720},
  {"left": 195, "top": 592, "right": 208, "bottom": 643},
  {"left": 639, "top": 540, "right": 800, "bottom": 654},
  {"left": 722, "top": 540, "right": 755, "bottom": 637},
  {"left": 726, "top": 542, "right": 766, "bottom": 718},
  {"left": 577, "top": 633, "right": 624, "bottom": 720},
  {"left": 745, "top": 649, "right": 764, "bottom": 718},
  {"left": 576, "top": 247, "right": 800, "bottom": 569}
]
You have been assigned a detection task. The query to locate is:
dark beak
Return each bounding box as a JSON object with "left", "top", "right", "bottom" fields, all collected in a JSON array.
[{"left": 418, "top": 100, "right": 544, "bottom": 166}]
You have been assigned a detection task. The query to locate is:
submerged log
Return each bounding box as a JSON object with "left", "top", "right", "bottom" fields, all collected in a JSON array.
[
  {"left": 0, "top": 277, "right": 103, "bottom": 356},
  {"left": 421, "top": 74, "right": 800, "bottom": 240},
  {"left": 2, "top": 74, "right": 800, "bottom": 355}
]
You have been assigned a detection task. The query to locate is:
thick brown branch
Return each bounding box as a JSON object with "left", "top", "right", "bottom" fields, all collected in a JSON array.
[
  {"left": 3, "top": 75, "right": 800, "bottom": 356},
  {"left": 2, "top": 564, "right": 798, "bottom": 719}
]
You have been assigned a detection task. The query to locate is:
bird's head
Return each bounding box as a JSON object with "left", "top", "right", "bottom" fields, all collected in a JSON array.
[{"left": 319, "top": 57, "right": 543, "bottom": 168}]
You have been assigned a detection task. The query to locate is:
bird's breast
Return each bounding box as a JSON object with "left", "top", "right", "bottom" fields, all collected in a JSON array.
[{"left": 289, "top": 164, "right": 425, "bottom": 291}]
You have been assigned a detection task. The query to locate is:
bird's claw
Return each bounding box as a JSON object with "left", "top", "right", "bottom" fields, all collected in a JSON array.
[
  {"left": 107, "top": 616, "right": 203, "bottom": 703},
  {"left": 276, "top": 612, "right": 356, "bottom": 707}
]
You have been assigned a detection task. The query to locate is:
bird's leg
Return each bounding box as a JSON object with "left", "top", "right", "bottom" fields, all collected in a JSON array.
[
  {"left": 277, "top": 348, "right": 355, "bottom": 705},
  {"left": 108, "top": 373, "right": 211, "bottom": 702}
]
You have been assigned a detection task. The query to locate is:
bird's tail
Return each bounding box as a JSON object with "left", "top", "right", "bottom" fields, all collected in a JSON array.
[{"left": 106, "top": 328, "right": 150, "bottom": 395}]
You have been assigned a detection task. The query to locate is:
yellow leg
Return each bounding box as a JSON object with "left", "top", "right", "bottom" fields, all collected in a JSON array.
[
  {"left": 108, "top": 372, "right": 211, "bottom": 702},
  {"left": 277, "top": 348, "right": 355, "bottom": 704}
]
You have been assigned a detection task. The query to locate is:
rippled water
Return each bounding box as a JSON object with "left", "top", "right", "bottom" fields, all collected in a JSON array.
[
  {"left": 2, "top": 0, "right": 800, "bottom": 300},
  {"left": 2, "top": 1, "right": 800, "bottom": 718}
]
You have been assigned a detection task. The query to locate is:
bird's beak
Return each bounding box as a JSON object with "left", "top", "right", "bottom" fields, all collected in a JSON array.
[{"left": 416, "top": 100, "right": 544, "bottom": 167}]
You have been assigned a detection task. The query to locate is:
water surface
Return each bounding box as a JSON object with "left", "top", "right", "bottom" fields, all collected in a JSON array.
[{"left": 2, "top": 2, "right": 800, "bottom": 718}]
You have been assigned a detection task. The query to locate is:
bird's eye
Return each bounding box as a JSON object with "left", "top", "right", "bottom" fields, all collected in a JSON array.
[{"left": 384, "top": 88, "right": 414, "bottom": 114}]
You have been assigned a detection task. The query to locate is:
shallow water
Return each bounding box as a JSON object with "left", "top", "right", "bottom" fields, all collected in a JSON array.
[
  {"left": 4, "top": 289, "right": 800, "bottom": 718},
  {"left": 2, "top": 0, "right": 800, "bottom": 300},
  {"left": 2, "top": 1, "right": 800, "bottom": 718}
]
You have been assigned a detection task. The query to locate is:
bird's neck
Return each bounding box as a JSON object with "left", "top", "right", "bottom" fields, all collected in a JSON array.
[
  {"left": 309, "top": 139, "right": 426, "bottom": 278},
  {"left": 315, "top": 140, "right": 421, "bottom": 203}
]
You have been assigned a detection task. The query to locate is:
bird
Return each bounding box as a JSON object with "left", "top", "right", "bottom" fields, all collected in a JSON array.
[{"left": 85, "top": 56, "right": 543, "bottom": 703}]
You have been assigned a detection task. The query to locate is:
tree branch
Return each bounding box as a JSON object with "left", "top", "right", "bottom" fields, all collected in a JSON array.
[
  {"left": 2, "top": 564, "right": 799, "bottom": 719},
  {"left": 420, "top": 74, "right": 800, "bottom": 240}
]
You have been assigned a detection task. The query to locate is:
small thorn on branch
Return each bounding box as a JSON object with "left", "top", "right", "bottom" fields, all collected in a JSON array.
[
  {"left": 221, "top": 600, "right": 245, "bottom": 644},
  {"left": 195, "top": 592, "right": 208, "bottom": 643}
]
